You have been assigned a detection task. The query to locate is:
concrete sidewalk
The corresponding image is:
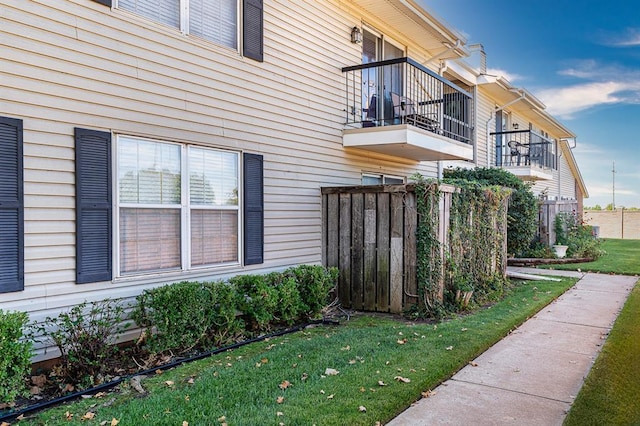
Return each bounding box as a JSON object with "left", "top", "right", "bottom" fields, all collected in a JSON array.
[{"left": 388, "top": 269, "right": 638, "bottom": 426}]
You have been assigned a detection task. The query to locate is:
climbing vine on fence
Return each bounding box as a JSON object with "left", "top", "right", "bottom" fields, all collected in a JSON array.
[
  {"left": 412, "top": 174, "right": 511, "bottom": 318},
  {"left": 412, "top": 175, "right": 443, "bottom": 317}
]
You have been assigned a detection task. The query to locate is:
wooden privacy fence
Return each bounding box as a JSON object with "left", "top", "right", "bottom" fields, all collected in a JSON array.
[{"left": 321, "top": 184, "right": 457, "bottom": 313}]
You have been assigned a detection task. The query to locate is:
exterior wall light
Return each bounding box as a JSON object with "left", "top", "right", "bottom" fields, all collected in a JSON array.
[{"left": 351, "top": 26, "right": 363, "bottom": 44}]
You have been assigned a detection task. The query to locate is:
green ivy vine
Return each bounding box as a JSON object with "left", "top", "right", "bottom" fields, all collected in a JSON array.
[{"left": 411, "top": 173, "right": 512, "bottom": 319}]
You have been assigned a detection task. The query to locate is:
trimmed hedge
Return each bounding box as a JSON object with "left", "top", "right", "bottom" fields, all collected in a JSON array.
[
  {"left": 0, "top": 309, "right": 32, "bottom": 403},
  {"left": 133, "top": 265, "right": 338, "bottom": 354}
]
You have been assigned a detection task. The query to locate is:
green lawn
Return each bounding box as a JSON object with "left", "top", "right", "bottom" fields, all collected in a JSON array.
[
  {"left": 564, "top": 282, "right": 640, "bottom": 425},
  {"left": 22, "top": 278, "right": 576, "bottom": 426},
  {"left": 542, "top": 238, "right": 640, "bottom": 275}
]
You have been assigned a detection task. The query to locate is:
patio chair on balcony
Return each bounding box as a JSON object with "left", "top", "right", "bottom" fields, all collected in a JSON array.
[{"left": 508, "top": 141, "right": 530, "bottom": 166}]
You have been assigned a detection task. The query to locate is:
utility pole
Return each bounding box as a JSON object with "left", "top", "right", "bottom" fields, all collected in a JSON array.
[{"left": 612, "top": 160, "right": 616, "bottom": 210}]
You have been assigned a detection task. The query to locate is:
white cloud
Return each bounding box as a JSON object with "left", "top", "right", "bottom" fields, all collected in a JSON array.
[
  {"left": 599, "top": 28, "right": 640, "bottom": 47},
  {"left": 486, "top": 67, "right": 522, "bottom": 83},
  {"left": 537, "top": 81, "right": 630, "bottom": 118}
]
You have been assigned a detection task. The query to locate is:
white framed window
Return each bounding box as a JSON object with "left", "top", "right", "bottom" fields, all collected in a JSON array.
[
  {"left": 362, "top": 173, "right": 404, "bottom": 185},
  {"left": 116, "top": 135, "right": 240, "bottom": 276},
  {"left": 117, "top": 0, "right": 239, "bottom": 50}
]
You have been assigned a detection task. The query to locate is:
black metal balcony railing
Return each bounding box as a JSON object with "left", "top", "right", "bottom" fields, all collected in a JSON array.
[
  {"left": 492, "top": 130, "right": 557, "bottom": 170},
  {"left": 342, "top": 57, "right": 474, "bottom": 144}
]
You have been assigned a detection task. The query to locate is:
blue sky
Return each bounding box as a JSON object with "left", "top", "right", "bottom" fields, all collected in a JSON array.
[{"left": 421, "top": 0, "right": 640, "bottom": 208}]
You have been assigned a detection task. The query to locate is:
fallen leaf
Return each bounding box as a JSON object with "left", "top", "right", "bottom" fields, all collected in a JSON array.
[
  {"left": 164, "top": 380, "right": 175, "bottom": 387},
  {"left": 94, "top": 392, "right": 107, "bottom": 398},
  {"left": 301, "top": 373, "right": 309, "bottom": 381},
  {"left": 182, "top": 422, "right": 188, "bottom": 426},
  {"left": 276, "top": 396, "right": 285, "bottom": 404},
  {"left": 394, "top": 376, "right": 411, "bottom": 383},
  {"left": 276, "top": 412, "right": 284, "bottom": 417},
  {"left": 111, "top": 418, "right": 120, "bottom": 426},
  {"left": 1, "top": 422, "right": 10, "bottom": 426},
  {"left": 187, "top": 378, "right": 195, "bottom": 384},
  {"left": 378, "top": 380, "right": 387, "bottom": 386},
  {"left": 359, "top": 387, "right": 366, "bottom": 392},
  {"left": 217, "top": 416, "right": 226, "bottom": 422},
  {"left": 155, "top": 369, "right": 163, "bottom": 375},
  {"left": 320, "top": 389, "right": 325, "bottom": 394},
  {"left": 62, "top": 383, "right": 75, "bottom": 393},
  {"left": 279, "top": 380, "right": 291, "bottom": 390},
  {"left": 30, "top": 386, "right": 41, "bottom": 395},
  {"left": 461, "top": 328, "right": 468, "bottom": 332},
  {"left": 261, "top": 358, "right": 268, "bottom": 364},
  {"left": 359, "top": 406, "right": 367, "bottom": 412},
  {"left": 185, "top": 395, "right": 190, "bottom": 401},
  {"left": 82, "top": 412, "right": 96, "bottom": 420},
  {"left": 445, "top": 346, "right": 453, "bottom": 350},
  {"left": 349, "top": 359, "right": 356, "bottom": 365},
  {"left": 64, "top": 411, "right": 73, "bottom": 420},
  {"left": 469, "top": 361, "right": 479, "bottom": 367},
  {"left": 31, "top": 374, "right": 47, "bottom": 387},
  {"left": 341, "top": 345, "right": 351, "bottom": 351},
  {"left": 16, "top": 415, "right": 24, "bottom": 421},
  {"left": 397, "top": 339, "right": 407, "bottom": 345},
  {"left": 422, "top": 390, "right": 436, "bottom": 398},
  {"left": 324, "top": 368, "right": 339, "bottom": 376},
  {"left": 327, "top": 394, "right": 334, "bottom": 399}
]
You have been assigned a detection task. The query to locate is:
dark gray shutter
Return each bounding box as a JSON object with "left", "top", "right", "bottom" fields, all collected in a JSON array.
[
  {"left": 92, "top": 0, "right": 112, "bottom": 7},
  {"left": 243, "top": 153, "right": 264, "bottom": 265},
  {"left": 243, "top": 0, "right": 264, "bottom": 62},
  {"left": 75, "top": 128, "right": 112, "bottom": 284},
  {"left": 0, "top": 117, "right": 24, "bottom": 293}
]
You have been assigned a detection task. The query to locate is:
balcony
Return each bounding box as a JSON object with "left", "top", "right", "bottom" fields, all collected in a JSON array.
[
  {"left": 492, "top": 130, "right": 556, "bottom": 181},
  {"left": 341, "top": 57, "right": 474, "bottom": 162}
]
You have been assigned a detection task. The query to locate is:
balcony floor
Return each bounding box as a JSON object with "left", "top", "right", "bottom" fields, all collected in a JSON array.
[
  {"left": 343, "top": 124, "right": 474, "bottom": 162},
  {"left": 503, "top": 165, "right": 554, "bottom": 181}
]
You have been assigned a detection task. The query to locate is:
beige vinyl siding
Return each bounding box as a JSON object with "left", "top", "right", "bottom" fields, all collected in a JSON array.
[
  {"left": 2, "top": 0, "right": 448, "bottom": 360},
  {"left": 475, "top": 94, "right": 496, "bottom": 167}
]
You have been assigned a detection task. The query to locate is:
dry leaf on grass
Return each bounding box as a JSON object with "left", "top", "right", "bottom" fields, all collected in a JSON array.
[
  {"left": 164, "top": 380, "right": 175, "bottom": 387},
  {"left": 182, "top": 422, "right": 188, "bottom": 426},
  {"left": 469, "top": 361, "right": 478, "bottom": 367},
  {"left": 445, "top": 346, "right": 453, "bottom": 350},
  {"left": 324, "top": 368, "right": 339, "bottom": 376},
  {"left": 276, "top": 396, "right": 285, "bottom": 404},
  {"left": 327, "top": 394, "right": 334, "bottom": 399},
  {"left": 279, "top": 380, "right": 291, "bottom": 390},
  {"left": 359, "top": 406, "right": 367, "bottom": 412},
  {"left": 82, "top": 412, "right": 96, "bottom": 420},
  {"left": 110, "top": 418, "right": 120, "bottom": 426},
  {"left": 394, "top": 376, "right": 411, "bottom": 383}
]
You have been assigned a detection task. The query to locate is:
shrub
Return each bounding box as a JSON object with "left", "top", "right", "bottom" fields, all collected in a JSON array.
[
  {"left": 444, "top": 167, "right": 537, "bottom": 257},
  {"left": 133, "top": 281, "right": 241, "bottom": 354},
  {"left": 554, "top": 212, "right": 604, "bottom": 259},
  {"left": 230, "top": 274, "right": 279, "bottom": 332},
  {"left": 264, "top": 272, "right": 304, "bottom": 326},
  {"left": 285, "top": 265, "right": 338, "bottom": 318},
  {"left": 0, "top": 310, "right": 32, "bottom": 403},
  {"left": 31, "top": 299, "right": 128, "bottom": 387}
]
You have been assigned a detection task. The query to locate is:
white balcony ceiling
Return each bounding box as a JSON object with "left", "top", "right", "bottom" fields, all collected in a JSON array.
[{"left": 350, "top": 0, "right": 467, "bottom": 59}]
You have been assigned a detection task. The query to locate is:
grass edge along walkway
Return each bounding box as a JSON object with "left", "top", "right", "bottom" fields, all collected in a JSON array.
[
  {"left": 564, "top": 279, "right": 640, "bottom": 426},
  {"left": 24, "top": 278, "right": 576, "bottom": 426}
]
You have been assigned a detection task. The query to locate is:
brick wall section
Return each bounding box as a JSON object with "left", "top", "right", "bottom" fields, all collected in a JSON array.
[{"left": 584, "top": 210, "right": 640, "bottom": 239}]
